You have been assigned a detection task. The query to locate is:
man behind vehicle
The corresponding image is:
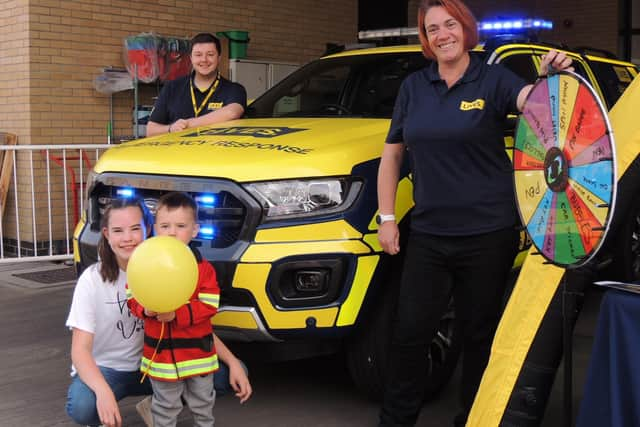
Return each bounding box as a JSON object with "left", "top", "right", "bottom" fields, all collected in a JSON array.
[{"left": 146, "top": 32, "right": 247, "bottom": 136}]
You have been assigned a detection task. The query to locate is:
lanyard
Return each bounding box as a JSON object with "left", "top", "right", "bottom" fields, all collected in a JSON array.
[{"left": 190, "top": 73, "right": 220, "bottom": 117}]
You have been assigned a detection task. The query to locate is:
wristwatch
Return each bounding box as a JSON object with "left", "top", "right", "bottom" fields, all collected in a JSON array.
[{"left": 376, "top": 213, "right": 396, "bottom": 225}]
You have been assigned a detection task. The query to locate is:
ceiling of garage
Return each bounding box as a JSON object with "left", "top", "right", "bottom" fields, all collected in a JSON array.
[{"left": 359, "top": 0, "right": 409, "bottom": 31}]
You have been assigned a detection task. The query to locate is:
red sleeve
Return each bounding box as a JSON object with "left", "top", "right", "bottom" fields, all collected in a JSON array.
[
  {"left": 174, "top": 260, "right": 220, "bottom": 327},
  {"left": 125, "top": 282, "right": 146, "bottom": 319}
]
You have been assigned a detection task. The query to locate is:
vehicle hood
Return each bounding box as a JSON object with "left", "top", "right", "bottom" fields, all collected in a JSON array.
[{"left": 96, "top": 118, "right": 390, "bottom": 182}]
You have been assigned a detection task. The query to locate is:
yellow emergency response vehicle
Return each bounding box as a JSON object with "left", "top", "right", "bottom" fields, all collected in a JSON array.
[{"left": 74, "top": 30, "right": 639, "bottom": 401}]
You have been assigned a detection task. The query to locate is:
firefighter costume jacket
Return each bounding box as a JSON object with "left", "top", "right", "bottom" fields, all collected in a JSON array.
[{"left": 127, "top": 248, "right": 220, "bottom": 381}]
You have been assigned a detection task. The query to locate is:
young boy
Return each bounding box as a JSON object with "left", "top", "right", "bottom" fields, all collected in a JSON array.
[{"left": 128, "top": 192, "right": 220, "bottom": 427}]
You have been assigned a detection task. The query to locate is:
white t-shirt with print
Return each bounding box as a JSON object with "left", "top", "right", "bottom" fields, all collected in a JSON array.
[{"left": 66, "top": 263, "right": 144, "bottom": 375}]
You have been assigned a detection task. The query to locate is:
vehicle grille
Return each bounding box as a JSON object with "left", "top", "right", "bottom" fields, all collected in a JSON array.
[{"left": 89, "top": 174, "right": 260, "bottom": 250}]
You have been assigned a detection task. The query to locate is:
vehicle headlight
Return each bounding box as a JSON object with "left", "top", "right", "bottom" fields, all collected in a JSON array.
[{"left": 244, "top": 178, "right": 361, "bottom": 220}]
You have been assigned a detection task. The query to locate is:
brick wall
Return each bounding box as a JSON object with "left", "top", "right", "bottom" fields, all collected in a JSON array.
[
  {"left": 0, "top": 1, "right": 31, "bottom": 244},
  {"left": 0, "top": 0, "right": 30, "bottom": 140},
  {"left": 24, "top": 0, "right": 357, "bottom": 145}
]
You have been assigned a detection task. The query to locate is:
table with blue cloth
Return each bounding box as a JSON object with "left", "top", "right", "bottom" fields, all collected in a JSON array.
[{"left": 577, "top": 289, "right": 640, "bottom": 427}]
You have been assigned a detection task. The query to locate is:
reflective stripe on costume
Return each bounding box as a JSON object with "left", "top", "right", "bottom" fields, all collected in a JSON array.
[
  {"left": 198, "top": 292, "right": 219, "bottom": 308},
  {"left": 126, "top": 251, "right": 220, "bottom": 382},
  {"left": 141, "top": 354, "right": 219, "bottom": 380}
]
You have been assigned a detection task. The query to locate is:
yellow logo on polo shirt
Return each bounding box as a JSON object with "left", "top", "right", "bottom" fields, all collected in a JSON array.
[
  {"left": 208, "top": 102, "right": 223, "bottom": 110},
  {"left": 459, "top": 99, "right": 485, "bottom": 111}
]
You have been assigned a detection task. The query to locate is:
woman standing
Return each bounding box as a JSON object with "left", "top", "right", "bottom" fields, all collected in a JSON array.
[{"left": 377, "top": 1, "right": 572, "bottom": 425}]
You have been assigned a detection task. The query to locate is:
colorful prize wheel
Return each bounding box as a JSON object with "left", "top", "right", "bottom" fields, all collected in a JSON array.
[{"left": 514, "top": 70, "right": 616, "bottom": 267}]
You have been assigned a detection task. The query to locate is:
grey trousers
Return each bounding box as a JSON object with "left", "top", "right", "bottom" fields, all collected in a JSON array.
[{"left": 151, "top": 374, "right": 216, "bottom": 427}]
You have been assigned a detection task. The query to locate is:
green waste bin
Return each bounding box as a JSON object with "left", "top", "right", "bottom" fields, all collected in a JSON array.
[{"left": 216, "top": 30, "right": 250, "bottom": 59}]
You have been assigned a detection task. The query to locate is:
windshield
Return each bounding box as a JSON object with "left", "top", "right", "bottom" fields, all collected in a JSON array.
[{"left": 246, "top": 52, "right": 428, "bottom": 119}]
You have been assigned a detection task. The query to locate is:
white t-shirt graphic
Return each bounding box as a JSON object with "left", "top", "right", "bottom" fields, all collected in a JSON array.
[{"left": 66, "top": 263, "right": 144, "bottom": 375}]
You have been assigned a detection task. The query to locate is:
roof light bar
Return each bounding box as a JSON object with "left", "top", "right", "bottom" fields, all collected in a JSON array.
[
  {"left": 479, "top": 19, "right": 553, "bottom": 31},
  {"left": 358, "top": 27, "right": 418, "bottom": 40},
  {"left": 358, "top": 19, "right": 553, "bottom": 40}
]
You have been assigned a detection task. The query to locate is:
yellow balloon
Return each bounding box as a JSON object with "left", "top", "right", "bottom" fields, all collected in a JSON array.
[{"left": 127, "top": 236, "right": 198, "bottom": 313}]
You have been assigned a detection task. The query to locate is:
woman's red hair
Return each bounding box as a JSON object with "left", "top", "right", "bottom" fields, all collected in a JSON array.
[{"left": 417, "top": 0, "right": 479, "bottom": 60}]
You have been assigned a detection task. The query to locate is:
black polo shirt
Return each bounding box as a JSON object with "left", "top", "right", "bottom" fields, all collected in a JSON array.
[
  {"left": 149, "top": 72, "right": 247, "bottom": 125},
  {"left": 386, "top": 53, "right": 527, "bottom": 236}
]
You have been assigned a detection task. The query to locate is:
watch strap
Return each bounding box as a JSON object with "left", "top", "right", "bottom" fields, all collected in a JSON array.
[{"left": 377, "top": 213, "right": 396, "bottom": 224}]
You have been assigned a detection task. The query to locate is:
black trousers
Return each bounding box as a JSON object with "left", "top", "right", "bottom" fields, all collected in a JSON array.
[{"left": 379, "top": 227, "right": 519, "bottom": 426}]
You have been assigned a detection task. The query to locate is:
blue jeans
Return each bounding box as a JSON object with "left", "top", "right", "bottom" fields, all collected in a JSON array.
[
  {"left": 66, "top": 362, "right": 237, "bottom": 425},
  {"left": 213, "top": 361, "right": 238, "bottom": 397},
  {"left": 66, "top": 366, "right": 152, "bottom": 426}
]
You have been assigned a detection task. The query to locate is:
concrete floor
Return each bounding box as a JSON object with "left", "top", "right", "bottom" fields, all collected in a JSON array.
[{"left": 0, "top": 261, "right": 602, "bottom": 426}]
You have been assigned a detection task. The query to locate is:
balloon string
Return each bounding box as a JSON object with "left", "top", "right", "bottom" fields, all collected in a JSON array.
[{"left": 140, "top": 322, "right": 164, "bottom": 383}]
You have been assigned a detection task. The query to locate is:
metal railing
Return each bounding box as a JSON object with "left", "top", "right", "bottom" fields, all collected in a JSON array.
[{"left": 0, "top": 144, "right": 111, "bottom": 263}]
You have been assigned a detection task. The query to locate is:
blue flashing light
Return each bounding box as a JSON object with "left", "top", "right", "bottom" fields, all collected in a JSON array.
[
  {"left": 478, "top": 18, "right": 553, "bottom": 32},
  {"left": 116, "top": 188, "right": 135, "bottom": 198},
  {"left": 195, "top": 194, "right": 217, "bottom": 207},
  {"left": 198, "top": 226, "right": 216, "bottom": 239}
]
